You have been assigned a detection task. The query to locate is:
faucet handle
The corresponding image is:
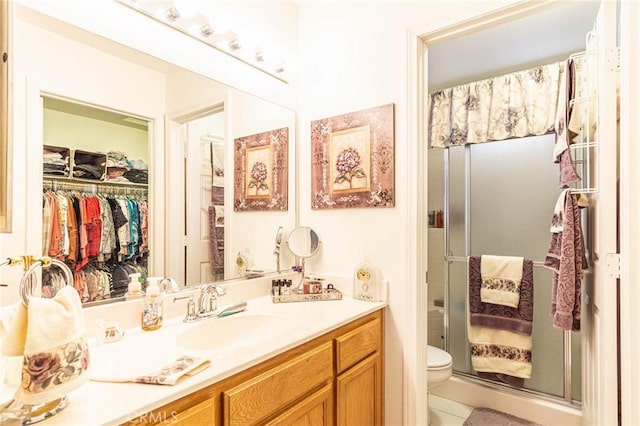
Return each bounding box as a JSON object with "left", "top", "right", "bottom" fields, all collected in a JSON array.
[
  {"left": 173, "top": 295, "right": 197, "bottom": 322},
  {"left": 210, "top": 284, "right": 226, "bottom": 297}
]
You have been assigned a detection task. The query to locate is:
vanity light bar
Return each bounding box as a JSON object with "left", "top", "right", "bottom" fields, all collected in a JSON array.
[{"left": 115, "top": 0, "right": 289, "bottom": 82}]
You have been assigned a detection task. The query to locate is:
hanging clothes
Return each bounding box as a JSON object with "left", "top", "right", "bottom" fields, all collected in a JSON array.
[{"left": 42, "top": 188, "right": 149, "bottom": 303}]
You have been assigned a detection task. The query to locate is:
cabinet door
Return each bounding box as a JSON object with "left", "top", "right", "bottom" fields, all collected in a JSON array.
[
  {"left": 336, "top": 353, "right": 382, "bottom": 426},
  {"left": 265, "top": 383, "right": 333, "bottom": 426}
]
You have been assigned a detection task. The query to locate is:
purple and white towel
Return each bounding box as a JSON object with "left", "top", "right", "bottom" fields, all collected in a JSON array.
[
  {"left": 468, "top": 256, "right": 534, "bottom": 386},
  {"left": 544, "top": 190, "right": 588, "bottom": 331}
]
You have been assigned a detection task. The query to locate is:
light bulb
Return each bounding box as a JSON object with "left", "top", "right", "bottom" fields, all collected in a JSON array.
[
  {"left": 165, "top": 6, "right": 180, "bottom": 22},
  {"left": 229, "top": 39, "right": 241, "bottom": 51},
  {"left": 201, "top": 24, "right": 214, "bottom": 38}
]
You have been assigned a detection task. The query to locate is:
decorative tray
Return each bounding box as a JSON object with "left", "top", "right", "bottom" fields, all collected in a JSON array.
[{"left": 271, "top": 289, "right": 343, "bottom": 303}]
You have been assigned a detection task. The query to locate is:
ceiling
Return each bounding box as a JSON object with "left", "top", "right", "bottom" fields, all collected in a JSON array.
[{"left": 427, "top": 1, "right": 602, "bottom": 91}]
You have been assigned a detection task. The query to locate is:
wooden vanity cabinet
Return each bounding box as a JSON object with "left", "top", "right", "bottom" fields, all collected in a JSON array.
[
  {"left": 125, "top": 309, "right": 384, "bottom": 426},
  {"left": 335, "top": 317, "right": 383, "bottom": 426}
]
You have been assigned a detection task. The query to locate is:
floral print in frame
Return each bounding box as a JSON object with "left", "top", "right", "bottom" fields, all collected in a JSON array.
[
  {"left": 234, "top": 127, "right": 288, "bottom": 212},
  {"left": 311, "top": 103, "right": 395, "bottom": 209}
]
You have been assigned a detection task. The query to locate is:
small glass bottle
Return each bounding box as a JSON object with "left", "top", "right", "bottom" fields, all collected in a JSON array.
[{"left": 141, "top": 280, "right": 163, "bottom": 331}]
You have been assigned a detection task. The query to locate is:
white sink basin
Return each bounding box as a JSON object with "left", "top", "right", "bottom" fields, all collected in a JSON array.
[{"left": 175, "top": 313, "right": 288, "bottom": 351}]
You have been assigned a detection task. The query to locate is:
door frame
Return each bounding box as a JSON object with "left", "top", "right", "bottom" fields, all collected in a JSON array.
[
  {"left": 165, "top": 103, "right": 224, "bottom": 285},
  {"left": 619, "top": 2, "right": 640, "bottom": 424},
  {"left": 405, "top": 1, "right": 620, "bottom": 424}
]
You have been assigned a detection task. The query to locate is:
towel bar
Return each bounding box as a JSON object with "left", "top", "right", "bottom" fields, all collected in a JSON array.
[
  {"left": 444, "top": 256, "right": 548, "bottom": 269},
  {"left": 19, "top": 257, "right": 73, "bottom": 305}
]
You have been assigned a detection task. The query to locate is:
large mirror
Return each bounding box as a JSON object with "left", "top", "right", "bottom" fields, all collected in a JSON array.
[{"left": 18, "top": 5, "right": 296, "bottom": 305}]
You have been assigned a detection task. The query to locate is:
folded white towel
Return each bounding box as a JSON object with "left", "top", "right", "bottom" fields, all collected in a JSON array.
[
  {"left": 91, "top": 355, "right": 210, "bottom": 386},
  {"left": 2, "top": 287, "right": 89, "bottom": 405},
  {"left": 480, "top": 255, "right": 524, "bottom": 308},
  {"left": 468, "top": 322, "right": 532, "bottom": 379}
]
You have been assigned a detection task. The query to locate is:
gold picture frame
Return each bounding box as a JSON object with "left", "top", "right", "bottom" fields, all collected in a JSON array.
[
  {"left": 0, "top": 0, "right": 10, "bottom": 232},
  {"left": 233, "top": 127, "right": 288, "bottom": 212}
]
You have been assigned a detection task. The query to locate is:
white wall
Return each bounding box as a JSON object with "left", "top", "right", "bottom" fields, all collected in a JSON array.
[{"left": 296, "top": 1, "right": 516, "bottom": 423}]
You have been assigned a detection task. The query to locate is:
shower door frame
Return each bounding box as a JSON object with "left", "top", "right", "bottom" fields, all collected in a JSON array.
[{"left": 441, "top": 143, "right": 580, "bottom": 405}]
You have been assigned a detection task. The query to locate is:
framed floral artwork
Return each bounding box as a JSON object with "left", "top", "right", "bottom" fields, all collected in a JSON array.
[
  {"left": 234, "top": 127, "right": 288, "bottom": 211},
  {"left": 311, "top": 103, "right": 395, "bottom": 209}
]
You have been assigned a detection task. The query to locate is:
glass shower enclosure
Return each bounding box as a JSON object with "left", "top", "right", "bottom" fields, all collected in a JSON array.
[{"left": 431, "top": 134, "right": 583, "bottom": 404}]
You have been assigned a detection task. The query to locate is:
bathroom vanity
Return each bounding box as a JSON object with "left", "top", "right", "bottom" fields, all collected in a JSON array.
[
  {"left": 33, "top": 292, "right": 385, "bottom": 426},
  {"left": 128, "top": 308, "right": 383, "bottom": 426}
]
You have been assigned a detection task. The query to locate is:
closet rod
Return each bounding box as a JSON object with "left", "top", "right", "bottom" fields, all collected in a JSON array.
[
  {"left": 43, "top": 178, "right": 148, "bottom": 196},
  {"left": 445, "top": 255, "right": 548, "bottom": 268}
]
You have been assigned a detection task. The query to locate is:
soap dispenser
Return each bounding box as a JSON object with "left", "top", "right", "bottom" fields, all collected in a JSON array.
[
  {"left": 141, "top": 279, "right": 163, "bottom": 331},
  {"left": 125, "top": 272, "right": 144, "bottom": 300}
]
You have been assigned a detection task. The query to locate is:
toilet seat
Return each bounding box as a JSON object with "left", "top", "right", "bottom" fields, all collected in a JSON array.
[{"left": 428, "top": 345, "right": 452, "bottom": 369}]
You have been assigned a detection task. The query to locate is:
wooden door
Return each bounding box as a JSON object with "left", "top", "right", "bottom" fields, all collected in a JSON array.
[{"left": 184, "top": 111, "right": 225, "bottom": 285}]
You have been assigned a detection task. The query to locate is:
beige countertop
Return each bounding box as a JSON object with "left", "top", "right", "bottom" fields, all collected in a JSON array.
[{"left": 23, "top": 293, "right": 385, "bottom": 425}]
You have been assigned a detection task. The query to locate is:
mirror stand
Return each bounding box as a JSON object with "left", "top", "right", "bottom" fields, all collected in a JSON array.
[
  {"left": 295, "top": 257, "right": 307, "bottom": 292},
  {"left": 286, "top": 226, "right": 321, "bottom": 293}
]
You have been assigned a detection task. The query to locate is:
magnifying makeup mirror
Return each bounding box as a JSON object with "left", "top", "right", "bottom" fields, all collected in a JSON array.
[{"left": 286, "top": 226, "right": 321, "bottom": 290}]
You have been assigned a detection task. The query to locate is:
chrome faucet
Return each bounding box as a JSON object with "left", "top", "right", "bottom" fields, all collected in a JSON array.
[
  {"left": 198, "top": 284, "right": 226, "bottom": 316},
  {"left": 174, "top": 285, "right": 230, "bottom": 323}
]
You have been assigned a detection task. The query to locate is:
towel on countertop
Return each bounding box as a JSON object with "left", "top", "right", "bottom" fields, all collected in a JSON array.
[
  {"left": 91, "top": 355, "right": 210, "bottom": 386},
  {"left": 544, "top": 190, "right": 588, "bottom": 331},
  {"left": 469, "top": 256, "right": 534, "bottom": 336},
  {"left": 2, "top": 286, "right": 90, "bottom": 405},
  {"left": 480, "top": 255, "right": 524, "bottom": 308}
]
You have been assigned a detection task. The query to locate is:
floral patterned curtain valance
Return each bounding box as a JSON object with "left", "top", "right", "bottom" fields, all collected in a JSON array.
[{"left": 428, "top": 61, "right": 567, "bottom": 148}]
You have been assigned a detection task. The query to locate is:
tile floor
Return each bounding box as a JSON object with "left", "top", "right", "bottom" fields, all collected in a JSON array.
[{"left": 429, "top": 394, "right": 474, "bottom": 426}]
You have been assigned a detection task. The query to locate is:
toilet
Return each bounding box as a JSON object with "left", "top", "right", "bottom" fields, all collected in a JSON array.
[{"left": 427, "top": 345, "right": 453, "bottom": 387}]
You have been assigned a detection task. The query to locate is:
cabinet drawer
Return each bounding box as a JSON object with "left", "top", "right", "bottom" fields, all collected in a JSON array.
[
  {"left": 223, "top": 341, "right": 333, "bottom": 425},
  {"left": 335, "top": 318, "right": 381, "bottom": 373}
]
